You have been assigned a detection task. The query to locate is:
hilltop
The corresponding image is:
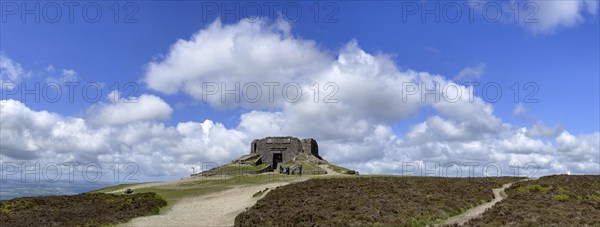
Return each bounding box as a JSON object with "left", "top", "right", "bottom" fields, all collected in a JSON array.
[{"left": 194, "top": 136, "right": 358, "bottom": 177}]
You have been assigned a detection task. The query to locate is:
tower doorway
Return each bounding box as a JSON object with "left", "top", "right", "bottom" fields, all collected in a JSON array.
[{"left": 272, "top": 153, "right": 282, "bottom": 170}]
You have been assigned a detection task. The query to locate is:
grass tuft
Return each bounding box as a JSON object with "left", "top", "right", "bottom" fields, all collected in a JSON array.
[{"left": 252, "top": 188, "right": 270, "bottom": 198}]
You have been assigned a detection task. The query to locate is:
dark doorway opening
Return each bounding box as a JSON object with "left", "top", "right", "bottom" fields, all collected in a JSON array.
[{"left": 272, "top": 153, "right": 282, "bottom": 170}]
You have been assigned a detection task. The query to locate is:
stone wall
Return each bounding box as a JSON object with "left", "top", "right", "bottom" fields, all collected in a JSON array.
[
  {"left": 250, "top": 137, "right": 321, "bottom": 167},
  {"left": 252, "top": 137, "right": 303, "bottom": 165},
  {"left": 301, "top": 138, "right": 320, "bottom": 158}
]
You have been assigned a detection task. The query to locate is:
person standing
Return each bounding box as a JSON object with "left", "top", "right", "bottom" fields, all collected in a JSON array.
[
  {"left": 285, "top": 165, "right": 290, "bottom": 175},
  {"left": 298, "top": 164, "right": 303, "bottom": 175},
  {"left": 279, "top": 164, "right": 283, "bottom": 174}
]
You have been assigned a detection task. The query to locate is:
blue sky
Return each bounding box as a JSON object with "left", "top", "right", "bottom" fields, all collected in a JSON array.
[{"left": 1, "top": 1, "right": 599, "bottom": 182}]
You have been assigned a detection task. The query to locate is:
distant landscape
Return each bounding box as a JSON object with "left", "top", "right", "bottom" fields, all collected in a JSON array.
[{"left": 0, "top": 179, "right": 115, "bottom": 200}]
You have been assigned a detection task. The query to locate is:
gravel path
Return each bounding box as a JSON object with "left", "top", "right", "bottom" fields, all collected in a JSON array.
[
  {"left": 120, "top": 180, "right": 301, "bottom": 227},
  {"left": 114, "top": 167, "right": 335, "bottom": 226},
  {"left": 441, "top": 182, "right": 514, "bottom": 226}
]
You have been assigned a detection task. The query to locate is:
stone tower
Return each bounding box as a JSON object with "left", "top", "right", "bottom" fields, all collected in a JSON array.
[{"left": 250, "top": 136, "right": 321, "bottom": 169}]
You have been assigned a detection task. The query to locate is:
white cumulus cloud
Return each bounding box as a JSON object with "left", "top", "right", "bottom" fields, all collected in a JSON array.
[
  {"left": 0, "top": 53, "right": 29, "bottom": 83},
  {"left": 454, "top": 63, "right": 485, "bottom": 81},
  {"left": 0, "top": 99, "right": 248, "bottom": 179},
  {"left": 2, "top": 18, "right": 598, "bottom": 180},
  {"left": 87, "top": 92, "right": 173, "bottom": 125},
  {"left": 139, "top": 19, "right": 598, "bottom": 176},
  {"left": 521, "top": 0, "right": 599, "bottom": 33}
]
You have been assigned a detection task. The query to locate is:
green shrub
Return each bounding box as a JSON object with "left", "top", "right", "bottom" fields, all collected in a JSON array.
[
  {"left": 556, "top": 186, "right": 569, "bottom": 193},
  {"left": 517, "top": 184, "right": 552, "bottom": 193},
  {"left": 252, "top": 188, "right": 270, "bottom": 198},
  {"left": 587, "top": 194, "right": 600, "bottom": 201},
  {"left": 552, "top": 194, "right": 570, "bottom": 200},
  {"left": 0, "top": 201, "right": 34, "bottom": 214}
]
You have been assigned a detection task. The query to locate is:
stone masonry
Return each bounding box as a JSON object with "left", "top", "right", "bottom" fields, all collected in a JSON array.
[{"left": 250, "top": 136, "right": 321, "bottom": 169}]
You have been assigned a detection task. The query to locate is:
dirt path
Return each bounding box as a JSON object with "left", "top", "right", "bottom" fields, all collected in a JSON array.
[
  {"left": 120, "top": 180, "right": 302, "bottom": 227},
  {"left": 441, "top": 182, "right": 514, "bottom": 226},
  {"left": 115, "top": 169, "right": 332, "bottom": 226},
  {"left": 318, "top": 164, "right": 342, "bottom": 176}
]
